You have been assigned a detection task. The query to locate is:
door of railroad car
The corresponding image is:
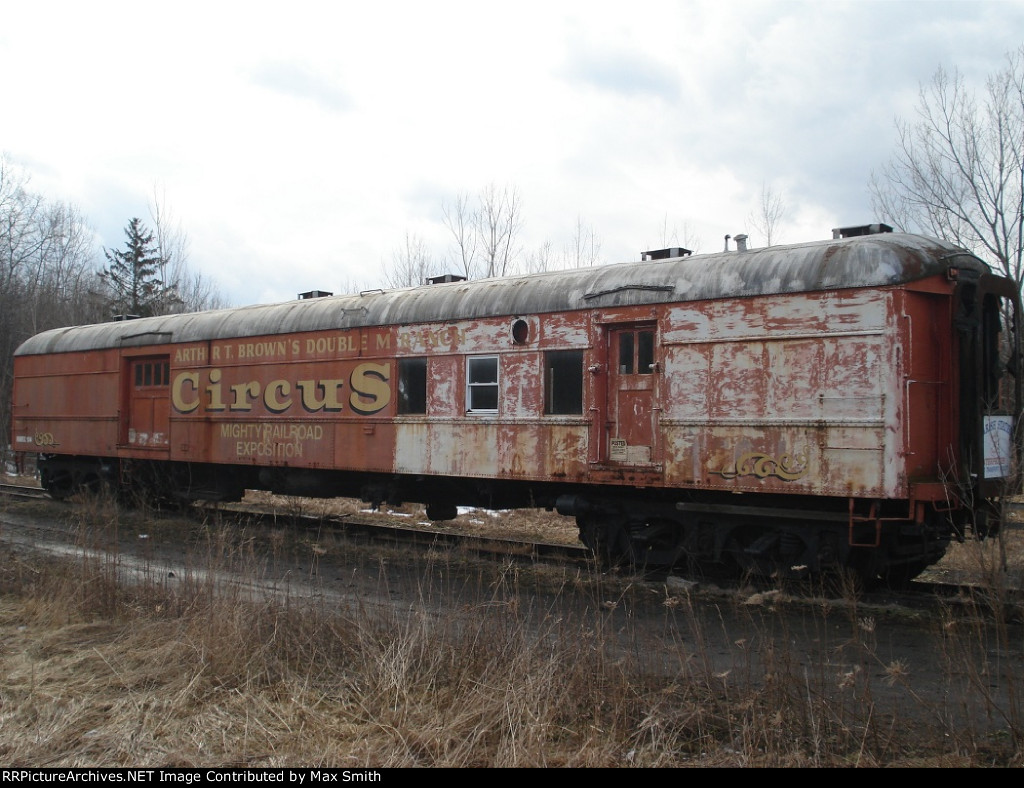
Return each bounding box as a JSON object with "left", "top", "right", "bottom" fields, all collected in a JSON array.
[
  {"left": 606, "top": 325, "right": 660, "bottom": 465},
  {"left": 125, "top": 356, "right": 170, "bottom": 449},
  {"left": 957, "top": 273, "right": 1022, "bottom": 502}
]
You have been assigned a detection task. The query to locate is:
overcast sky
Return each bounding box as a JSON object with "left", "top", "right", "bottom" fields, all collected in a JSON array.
[{"left": 3, "top": 0, "right": 1023, "bottom": 306}]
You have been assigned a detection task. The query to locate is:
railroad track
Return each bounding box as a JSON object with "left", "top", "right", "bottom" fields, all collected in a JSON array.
[
  {"left": 3, "top": 481, "right": 1022, "bottom": 609},
  {"left": 0, "top": 482, "right": 591, "bottom": 566},
  {"left": 202, "top": 499, "right": 592, "bottom": 565},
  {"left": 219, "top": 503, "right": 1024, "bottom": 606},
  {"left": 0, "top": 483, "right": 50, "bottom": 501}
]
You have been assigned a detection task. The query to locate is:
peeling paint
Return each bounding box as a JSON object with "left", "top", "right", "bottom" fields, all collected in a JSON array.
[{"left": 12, "top": 232, "right": 1016, "bottom": 523}]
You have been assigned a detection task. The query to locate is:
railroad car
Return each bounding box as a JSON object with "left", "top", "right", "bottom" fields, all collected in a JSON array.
[{"left": 10, "top": 225, "right": 1022, "bottom": 584}]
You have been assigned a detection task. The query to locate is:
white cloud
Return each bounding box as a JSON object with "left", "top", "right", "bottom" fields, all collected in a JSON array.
[{"left": 3, "top": 0, "right": 1023, "bottom": 306}]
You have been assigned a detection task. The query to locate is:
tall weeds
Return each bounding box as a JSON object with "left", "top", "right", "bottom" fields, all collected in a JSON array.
[{"left": 0, "top": 497, "right": 1021, "bottom": 766}]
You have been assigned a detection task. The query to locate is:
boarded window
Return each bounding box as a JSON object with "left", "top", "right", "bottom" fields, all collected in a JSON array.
[
  {"left": 398, "top": 358, "right": 427, "bottom": 414},
  {"left": 545, "top": 350, "right": 584, "bottom": 414}
]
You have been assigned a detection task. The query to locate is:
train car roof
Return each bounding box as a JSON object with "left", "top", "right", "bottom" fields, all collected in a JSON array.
[{"left": 15, "top": 232, "right": 991, "bottom": 356}]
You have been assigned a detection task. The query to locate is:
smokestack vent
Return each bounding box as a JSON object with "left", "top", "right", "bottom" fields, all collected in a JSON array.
[
  {"left": 642, "top": 247, "right": 692, "bottom": 261},
  {"left": 426, "top": 274, "right": 467, "bottom": 285},
  {"left": 832, "top": 223, "right": 894, "bottom": 239},
  {"left": 734, "top": 234, "right": 748, "bottom": 252}
]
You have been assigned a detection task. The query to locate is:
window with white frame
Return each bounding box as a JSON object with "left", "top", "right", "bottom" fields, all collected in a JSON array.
[{"left": 466, "top": 356, "right": 499, "bottom": 413}]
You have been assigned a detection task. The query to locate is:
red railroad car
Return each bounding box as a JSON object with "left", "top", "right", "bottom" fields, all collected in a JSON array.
[{"left": 11, "top": 226, "right": 1022, "bottom": 584}]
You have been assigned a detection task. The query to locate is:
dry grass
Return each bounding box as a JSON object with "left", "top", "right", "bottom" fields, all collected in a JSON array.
[
  {"left": 240, "top": 489, "right": 582, "bottom": 546},
  {"left": 954, "top": 510, "right": 1024, "bottom": 565},
  {"left": 1, "top": 482, "right": 1024, "bottom": 766}
]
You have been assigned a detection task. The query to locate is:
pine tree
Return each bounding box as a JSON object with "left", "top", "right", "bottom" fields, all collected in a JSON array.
[{"left": 99, "top": 217, "right": 178, "bottom": 318}]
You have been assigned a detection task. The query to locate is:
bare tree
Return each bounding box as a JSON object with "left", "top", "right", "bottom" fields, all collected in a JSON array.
[
  {"left": 477, "top": 183, "right": 523, "bottom": 278},
  {"left": 442, "top": 184, "right": 523, "bottom": 279},
  {"left": 654, "top": 214, "right": 701, "bottom": 255},
  {"left": 870, "top": 47, "right": 1024, "bottom": 289},
  {"left": 523, "top": 239, "right": 555, "bottom": 274},
  {"left": 28, "top": 201, "right": 102, "bottom": 330},
  {"left": 0, "top": 156, "right": 99, "bottom": 465},
  {"left": 149, "top": 186, "right": 188, "bottom": 312},
  {"left": 176, "top": 269, "right": 227, "bottom": 312},
  {"left": 561, "top": 214, "right": 602, "bottom": 269},
  {"left": 442, "top": 192, "right": 478, "bottom": 280},
  {"left": 748, "top": 182, "right": 786, "bottom": 247},
  {"left": 149, "top": 187, "right": 225, "bottom": 312},
  {"left": 0, "top": 159, "right": 45, "bottom": 298},
  {"left": 386, "top": 232, "right": 434, "bottom": 288}
]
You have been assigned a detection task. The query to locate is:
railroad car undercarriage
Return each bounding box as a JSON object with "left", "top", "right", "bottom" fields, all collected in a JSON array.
[{"left": 36, "top": 452, "right": 987, "bottom": 588}]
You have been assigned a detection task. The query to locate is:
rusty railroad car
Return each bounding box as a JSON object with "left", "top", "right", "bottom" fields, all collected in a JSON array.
[{"left": 10, "top": 226, "right": 1022, "bottom": 584}]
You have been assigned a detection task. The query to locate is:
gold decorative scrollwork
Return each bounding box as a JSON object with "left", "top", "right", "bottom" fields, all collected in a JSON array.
[{"left": 712, "top": 451, "right": 809, "bottom": 482}]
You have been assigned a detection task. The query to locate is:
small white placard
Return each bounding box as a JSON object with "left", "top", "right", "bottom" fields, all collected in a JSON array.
[{"left": 983, "top": 415, "right": 1014, "bottom": 479}]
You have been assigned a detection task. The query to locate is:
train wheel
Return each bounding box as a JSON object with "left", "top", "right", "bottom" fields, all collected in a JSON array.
[
  {"left": 722, "top": 527, "right": 776, "bottom": 580},
  {"left": 881, "top": 532, "right": 950, "bottom": 589},
  {"left": 577, "top": 516, "right": 630, "bottom": 569},
  {"left": 426, "top": 502, "right": 459, "bottom": 522},
  {"left": 625, "top": 518, "right": 686, "bottom": 571},
  {"left": 854, "top": 539, "right": 947, "bottom": 590},
  {"left": 41, "top": 466, "right": 74, "bottom": 500},
  {"left": 74, "top": 467, "right": 118, "bottom": 502},
  {"left": 880, "top": 562, "right": 929, "bottom": 589},
  {"left": 842, "top": 548, "right": 885, "bottom": 592}
]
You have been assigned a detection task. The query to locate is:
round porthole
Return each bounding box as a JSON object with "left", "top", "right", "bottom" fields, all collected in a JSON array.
[{"left": 512, "top": 318, "right": 530, "bottom": 345}]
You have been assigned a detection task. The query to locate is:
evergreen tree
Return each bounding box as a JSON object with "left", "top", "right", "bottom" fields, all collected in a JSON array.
[{"left": 99, "top": 217, "right": 178, "bottom": 318}]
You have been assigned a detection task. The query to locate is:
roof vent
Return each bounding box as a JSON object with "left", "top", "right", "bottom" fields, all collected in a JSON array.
[
  {"left": 426, "top": 274, "right": 467, "bottom": 284},
  {"left": 734, "top": 233, "right": 748, "bottom": 252},
  {"left": 832, "top": 223, "right": 893, "bottom": 239},
  {"left": 298, "top": 290, "right": 333, "bottom": 299},
  {"left": 642, "top": 247, "right": 692, "bottom": 261}
]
